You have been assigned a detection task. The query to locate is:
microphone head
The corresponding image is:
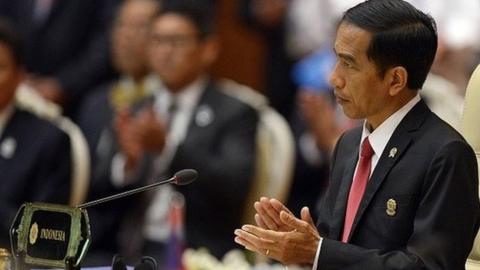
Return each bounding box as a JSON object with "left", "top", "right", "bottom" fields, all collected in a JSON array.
[
  {"left": 111, "top": 254, "right": 127, "bottom": 270},
  {"left": 134, "top": 256, "right": 157, "bottom": 270},
  {"left": 174, "top": 169, "right": 198, "bottom": 185}
]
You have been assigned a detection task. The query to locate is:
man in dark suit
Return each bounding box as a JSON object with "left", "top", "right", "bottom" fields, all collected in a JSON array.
[
  {"left": 239, "top": 0, "right": 296, "bottom": 119},
  {"left": 0, "top": 0, "right": 117, "bottom": 114},
  {"left": 75, "top": 0, "right": 161, "bottom": 264},
  {"left": 108, "top": 3, "right": 258, "bottom": 264},
  {"left": 234, "top": 0, "right": 480, "bottom": 269},
  {"left": 0, "top": 19, "right": 71, "bottom": 248}
]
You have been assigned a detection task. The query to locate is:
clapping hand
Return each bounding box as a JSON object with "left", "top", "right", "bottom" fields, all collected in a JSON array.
[{"left": 234, "top": 197, "right": 320, "bottom": 266}]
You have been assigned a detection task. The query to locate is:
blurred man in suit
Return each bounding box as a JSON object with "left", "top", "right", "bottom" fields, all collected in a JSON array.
[
  {"left": 77, "top": 0, "right": 161, "bottom": 264},
  {"left": 0, "top": 0, "right": 118, "bottom": 115},
  {"left": 235, "top": 0, "right": 480, "bottom": 269},
  {"left": 111, "top": 3, "right": 258, "bottom": 264},
  {"left": 0, "top": 18, "right": 71, "bottom": 248},
  {"left": 78, "top": 0, "right": 161, "bottom": 199}
]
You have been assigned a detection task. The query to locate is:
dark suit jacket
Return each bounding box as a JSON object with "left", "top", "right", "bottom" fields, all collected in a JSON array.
[
  {"left": 0, "top": 0, "right": 117, "bottom": 107},
  {"left": 316, "top": 100, "right": 480, "bottom": 269},
  {"left": 239, "top": 0, "right": 297, "bottom": 119},
  {"left": 0, "top": 108, "right": 71, "bottom": 247},
  {"left": 82, "top": 80, "right": 258, "bottom": 261},
  {"left": 168, "top": 81, "right": 258, "bottom": 258}
]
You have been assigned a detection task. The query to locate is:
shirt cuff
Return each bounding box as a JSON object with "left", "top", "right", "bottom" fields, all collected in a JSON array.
[{"left": 111, "top": 153, "right": 140, "bottom": 188}]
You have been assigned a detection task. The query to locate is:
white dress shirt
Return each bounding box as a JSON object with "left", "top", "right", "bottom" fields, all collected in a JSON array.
[
  {"left": 311, "top": 94, "right": 421, "bottom": 269},
  {"left": 143, "top": 76, "right": 206, "bottom": 241}
]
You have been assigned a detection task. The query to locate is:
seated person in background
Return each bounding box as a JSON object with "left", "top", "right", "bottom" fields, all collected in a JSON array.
[
  {"left": 76, "top": 0, "right": 160, "bottom": 264},
  {"left": 0, "top": 18, "right": 71, "bottom": 248},
  {"left": 235, "top": 0, "right": 479, "bottom": 268},
  {"left": 78, "top": 0, "right": 161, "bottom": 199},
  {"left": 0, "top": 0, "right": 118, "bottom": 115},
  {"left": 109, "top": 3, "right": 258, "bottom": 264}
]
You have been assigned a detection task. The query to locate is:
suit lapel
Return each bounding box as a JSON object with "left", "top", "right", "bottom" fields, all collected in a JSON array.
[
  {"left": 0, "top": 108, "right": 19, "bottom": 162},
  {"left": 181, "top": 80, "right": 217, "bottom": 145},
  {"left": 37, "top": 0, "right": 64, "bottom": 32},
  {"left": 347, "top": 100, "right": 430, "bottom": 241}
]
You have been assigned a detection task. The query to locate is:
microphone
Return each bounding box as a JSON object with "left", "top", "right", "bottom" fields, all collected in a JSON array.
[
  {"left": 9, "top": 169, "right": 197, "bottom": 269},
  {"left": 76, "top": 169, "right": 198, "bottom": 209},
  {"left": 173, "top": 168, "right": 197, "bottom": 185},
  {"left": 134, "top": 256, "right": 157, "bottom": 270},
  {"left": 111, "top": 254, "right": 127, "bottom": 270}
]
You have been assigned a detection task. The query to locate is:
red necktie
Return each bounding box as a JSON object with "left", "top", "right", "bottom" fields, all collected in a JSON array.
[{"left": 342, "top": 137, "right": 374, "bottom": 242}]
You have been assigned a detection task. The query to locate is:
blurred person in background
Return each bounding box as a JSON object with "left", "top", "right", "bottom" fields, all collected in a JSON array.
[
  {"left": 0, "top": 18, "right": 71, "bottom": 249},
  {"left": 0, "top": 0, "right": 119, "bottom": 116},
  {"left": 407, "top": 0, "right": 480, "bottom": 93},
  {"left": 240, "top": 0, "right": 294, "bottom": 119},
  {"left": 76, "top": 0, "right": 161, "bottom": 265},
  {"left": 108, "top": 2, "right": 258, "bottom": 265},
  {"left": 239, "top": 0, "right": 361, "bottom": 120}
]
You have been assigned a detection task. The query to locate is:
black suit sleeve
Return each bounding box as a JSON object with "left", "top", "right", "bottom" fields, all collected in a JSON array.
[
  {"left": 317, "top": 140, "right": 480, "bottom": 269},
  {"left": 54, "top": 1, "right": 117, "bottom": 100},
  {"left": 29, "top": 127, "right": 72, "bottom": 204},
  {"left": 0, "top": 125, "right": 71, "bottom": 247}
]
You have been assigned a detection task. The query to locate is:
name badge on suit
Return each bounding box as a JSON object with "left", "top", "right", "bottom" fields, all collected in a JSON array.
[
  {"left": 195, "top": 105, "right": 214, "bottom": 127},
  {"left": 0, "top": 137, "right": 16, "bottom": 159}
]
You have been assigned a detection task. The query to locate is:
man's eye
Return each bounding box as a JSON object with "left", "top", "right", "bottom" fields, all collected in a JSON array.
[{"left": 341, "top": 61, "right": 352, "bottom": 68}]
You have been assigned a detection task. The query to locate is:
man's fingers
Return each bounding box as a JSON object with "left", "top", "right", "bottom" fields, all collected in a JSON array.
[
  {"left": 254, "top": 201, "right": 279, "bottom": 230},
  {"left": 254, "top": 213, "right": 267, "bottom": 228},
  {"left": 253, "top": 202, "right": 280, "bottom": 230},
  {"left": 269, "top": 198, "right": 293, "bottom": 215},
  {"left": 234, "top": 225, "right": 277, "bottom": 253},
  {"left": 280, "top": 210, "right": 316, "bottom": 235},
  {"left": 259, "top": 198, "right": 284, "bottom": 226},
  {"left": 240, "top": 225, "right": 277, "bottom": 243},
  {"left": 234, "top": 234, "right": 263, "bottom": 255},
  {"left": 301, "top": 207, "right": 316, "bottom": 228}
]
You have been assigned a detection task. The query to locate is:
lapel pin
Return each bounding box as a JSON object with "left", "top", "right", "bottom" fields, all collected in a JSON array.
[
  {"left": 389, "top": 147, "right": 398, "bottom": 158},
  {"left": 195, "top": 105, "right": 214, "bottom": 127},
  {"left": 0, "top": 137, "right": 17, "bottom": 159},
  {"left": 386, "top": 198, "right": 397, "bottom": 216}
]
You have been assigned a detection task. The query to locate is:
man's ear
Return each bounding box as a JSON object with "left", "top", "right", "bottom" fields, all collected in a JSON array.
[
  {"left": 387, "top": 66, "right": 408, "bottom": 96},
  {"left": 201, "top": 35, "right": 220, "bottom": 67}
]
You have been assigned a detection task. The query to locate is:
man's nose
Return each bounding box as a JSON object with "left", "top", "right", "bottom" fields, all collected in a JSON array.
[{"left": 329, "top": 62, "right": 344, "bottom": 89}]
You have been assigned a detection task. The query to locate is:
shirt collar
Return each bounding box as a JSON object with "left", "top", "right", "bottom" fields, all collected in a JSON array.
[
  {"left": 361, "top": 94, "right": 421, "bottom": 157},
  {"left": 0, "top": 103, "right": 15, "bottom": 138},
  {"left": 154, "top": 76, "right": 207, "bottom": 114}
]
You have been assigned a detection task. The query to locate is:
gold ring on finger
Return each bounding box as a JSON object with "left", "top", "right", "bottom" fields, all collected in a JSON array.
[{"left": 265, "top": 249, "right": 270, "bottom": 256}]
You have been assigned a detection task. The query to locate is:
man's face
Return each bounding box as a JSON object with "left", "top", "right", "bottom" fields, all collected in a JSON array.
[
  {"left": 0, "top": 42, "right": 22, "bottom": 110},
  {"left": 330, "top": 22, "right": 392, "bottom": 127},
  {"left": 111, "top": 0, "right": 157, "bottom": 78},
  {"left": 148, "top": 14, "right": 211, "bottom": 92}
]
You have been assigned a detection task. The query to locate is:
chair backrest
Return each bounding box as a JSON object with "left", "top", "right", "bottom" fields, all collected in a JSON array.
[
  {"left": 219, "top": 79, "right": 295, "bottom": 224},
  {"left": 462, "top": 64, "right": 480, "bottom": 270},
  {"left": 15, "top": 84, "right": 90, "bottom": 206}
]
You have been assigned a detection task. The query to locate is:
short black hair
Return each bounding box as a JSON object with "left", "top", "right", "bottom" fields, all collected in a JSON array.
[
  {"left": 156, "top": 1, "right": 215, "bottom": 39},
  {"left": 0, "top": 17, "right": 23, "bottom": 66},
  {"left": 342, "top": 0, "right": 437, "bottom": 90}
]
